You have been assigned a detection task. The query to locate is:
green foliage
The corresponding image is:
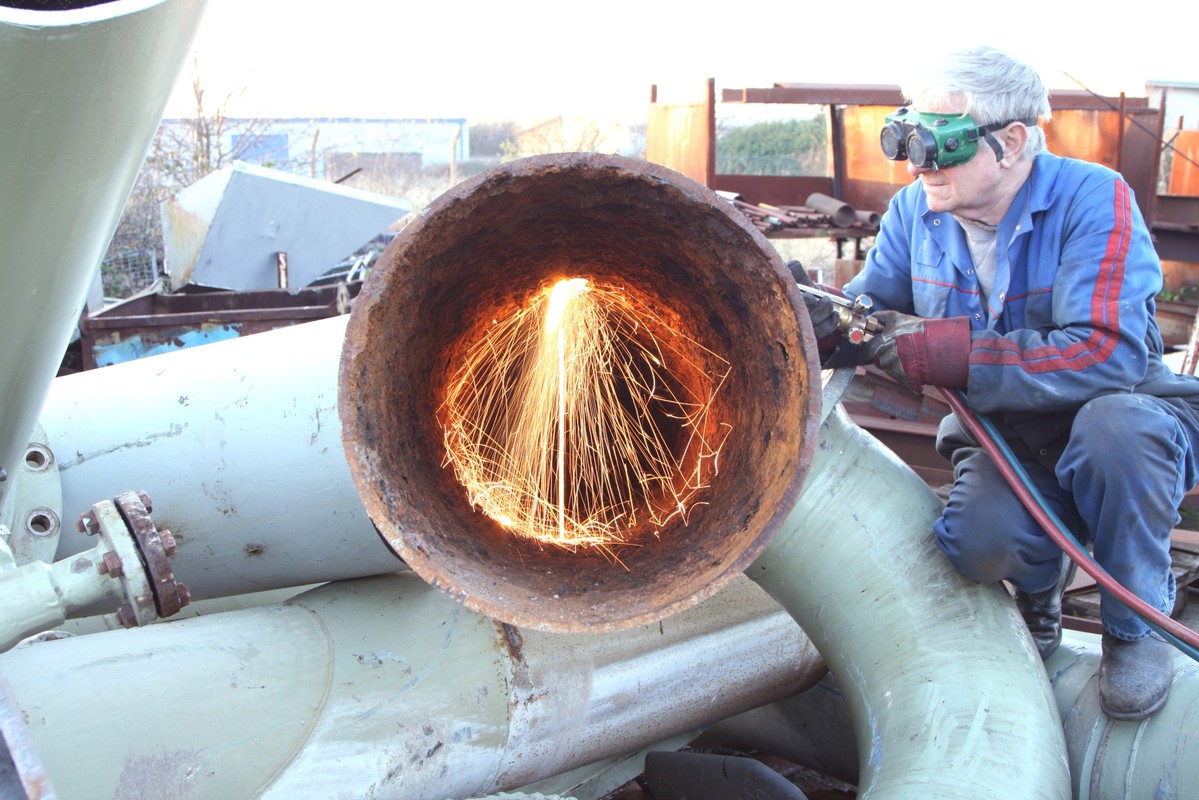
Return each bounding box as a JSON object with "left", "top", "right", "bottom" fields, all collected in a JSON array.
[
  {"left": 1159, "top": 285, "right": 1199, "bottom": 303},
  {"left": 499, "top": 139, "right": 522, "bottom": 163},
  {"left": 1179, "top": 504, "right": 1199, "bottom": 531},
  {"left": 716, "top": 118, "right": 828, "bottom": 176}
]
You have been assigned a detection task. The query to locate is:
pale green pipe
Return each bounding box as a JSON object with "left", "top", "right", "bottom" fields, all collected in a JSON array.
[
  {"left": 747, "top": 398, "right": 1071, "bottom": 799},
  {"left": 0, "top": 548, "right": 123, "bottom": 651},
  {"left": 1048, "top": 630, "right": 1199, "bottom": 799},
  {"left": 1, "top": 598, "right": 337, "bottom": 799},
  {"left": 0, "top": 0, "right": 207, "bottom": 507}
]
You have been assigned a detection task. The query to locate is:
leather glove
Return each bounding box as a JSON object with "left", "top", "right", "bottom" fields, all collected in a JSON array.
[
  {"left": 860, "top": 310, "right": 971, "bottom": 393},
  {"left": 787, "top": 260, "right": 839, "bottom": 341}
]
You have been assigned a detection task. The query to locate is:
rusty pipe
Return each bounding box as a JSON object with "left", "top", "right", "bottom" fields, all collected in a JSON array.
[
  {"left": 340, "top": 152, "right": 821, "bottom": 633},
  {"left": 804, "top": 192, "right": 857, "bottom": 228}
]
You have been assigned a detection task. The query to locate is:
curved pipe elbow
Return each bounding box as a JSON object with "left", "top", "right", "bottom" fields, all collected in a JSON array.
[{"left": 748, "top": 402, "right": 1071, "bottom": 799}]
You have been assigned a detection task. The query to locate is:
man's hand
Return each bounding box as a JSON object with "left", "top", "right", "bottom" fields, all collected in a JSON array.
[
  {"left": 860, "top": 310, "right": 971, "bottom": 392},
  {"left": 788, "top": 260, "right": 839, "bottom": 341}
]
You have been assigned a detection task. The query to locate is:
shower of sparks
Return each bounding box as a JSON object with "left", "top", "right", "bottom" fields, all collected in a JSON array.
[{"left": 440, "top": 277, "right": 731, "bottom": 559}]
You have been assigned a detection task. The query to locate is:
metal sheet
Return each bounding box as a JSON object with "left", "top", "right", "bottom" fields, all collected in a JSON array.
[
  {"left": 645, "top": 81, "right": 714, "bottom": 188},
  {"left": 724, "top": 85, "right": 905, "bottom": 107},
  {"left": 162, "top": 161, "right": 409, "bottom": 291},
  {"left": 80, "top": 284, "right": 358, "bottom": 367}
]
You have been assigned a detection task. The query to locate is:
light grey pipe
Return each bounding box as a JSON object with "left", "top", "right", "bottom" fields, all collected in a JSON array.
[
  {"left": 0, "top": 0, "right": 207, "bottom": 509},
  {"left": 43, "top": 316, "right": 403, "bottom": 601},
  {"left": 0, "top": 571, "right": 825, "bottom": 799}
]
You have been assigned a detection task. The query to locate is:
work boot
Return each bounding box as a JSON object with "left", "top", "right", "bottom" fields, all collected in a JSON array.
[
  {"left": 1099, "top": 632, "right": 1174, "bottom": 720},
  {"left": 1015, "top": 556, "right": 1078, "bottom": 660}
]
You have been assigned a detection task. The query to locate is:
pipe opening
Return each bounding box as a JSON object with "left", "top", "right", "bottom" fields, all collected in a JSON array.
[
  {"left": 439, "top": 275, "right": 731, "bottom": 563},
  {"left": 339, "top": 153, "right": 820, "bottom": 632}
]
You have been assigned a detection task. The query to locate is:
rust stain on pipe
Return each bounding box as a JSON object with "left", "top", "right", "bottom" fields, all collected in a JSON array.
[{"left": 338, "top": 153, "right": 820, "bottom": 633}]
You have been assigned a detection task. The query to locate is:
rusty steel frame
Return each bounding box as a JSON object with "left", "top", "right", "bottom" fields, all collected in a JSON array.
[{"left": 706, "top": 81, "right": 1171, "bottom": 238}]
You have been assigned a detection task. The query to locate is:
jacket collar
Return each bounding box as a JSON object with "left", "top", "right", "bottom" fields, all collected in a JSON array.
[{"left": 1002, "top": 152, "right": 1061, "bottom": 232}]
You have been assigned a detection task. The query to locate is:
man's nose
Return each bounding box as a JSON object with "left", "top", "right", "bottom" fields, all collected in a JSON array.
[{"left": 907, "top": 161, "right": 930, "bottom": 177}]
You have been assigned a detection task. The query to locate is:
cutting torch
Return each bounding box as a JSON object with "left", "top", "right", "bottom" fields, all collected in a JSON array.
[{"left": 795, "top": 283, "right": 883, "bottom": 344}]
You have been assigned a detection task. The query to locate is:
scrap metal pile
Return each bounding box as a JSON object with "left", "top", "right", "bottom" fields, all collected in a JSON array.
[
  {"left": 721, "top": 191, "right": 881, "bottom": 235},
  {"left": 3, "top": 3, "right": 1199, "bottom": 798}
]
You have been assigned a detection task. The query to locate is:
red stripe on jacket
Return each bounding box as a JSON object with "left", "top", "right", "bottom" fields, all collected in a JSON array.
[{"left": 972, "top": 181, "right": 1131, "bottom": 373}]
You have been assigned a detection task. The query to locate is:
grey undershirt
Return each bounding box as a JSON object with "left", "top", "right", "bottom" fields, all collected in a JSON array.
[{"left": 955, "top": 215, "right": 999, "bottom": 306}]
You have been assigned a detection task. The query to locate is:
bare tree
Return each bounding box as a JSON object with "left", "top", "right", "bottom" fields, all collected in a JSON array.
[
  {"left": 504, "top": 116, "right": 618, "bottom": 159},
  {"left": 102, "top": 63, "right": 306, "bottom": 297}
]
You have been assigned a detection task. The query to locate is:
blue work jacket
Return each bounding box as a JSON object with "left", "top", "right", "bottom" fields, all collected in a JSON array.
[{"left": 846, "top": 152, "right": 1199, "bottom": 416}]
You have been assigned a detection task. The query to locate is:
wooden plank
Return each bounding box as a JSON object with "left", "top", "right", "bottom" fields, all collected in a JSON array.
[
  {"left": 723, "top": 85, "right": 904, "bottom": 107},
  {"left": 1173, "top": 528, "right": 1199, "bottom": 554}
]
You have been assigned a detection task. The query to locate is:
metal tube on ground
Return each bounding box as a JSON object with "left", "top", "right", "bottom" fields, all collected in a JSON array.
[
  {"left": 854, "top": 209, "right": 882, "bottom": 227},
  {"left": 0, "top": 0, "right": 208, "bottom": 509},
  {"left": 0, "top": 571, "right": 824, "bottom": 799}
]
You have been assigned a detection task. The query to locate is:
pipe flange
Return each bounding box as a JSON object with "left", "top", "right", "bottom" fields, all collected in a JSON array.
[
  {"left": 114, "top": 491, "right": 190, "bottom": 618},
  {"left": 81, "top": 499, "right": 156, "bottom": 626},
  {"left": 1, "top": 426, "right": 63, "bottom": 566}
]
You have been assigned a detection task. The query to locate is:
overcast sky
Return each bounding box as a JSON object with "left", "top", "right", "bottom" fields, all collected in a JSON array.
[{"left": 166, "top": 0, "right": 1196, "bottom": 124}]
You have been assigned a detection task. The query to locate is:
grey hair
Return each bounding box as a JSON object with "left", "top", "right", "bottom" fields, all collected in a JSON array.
[{"left": 902, "top": 45, "right": 1052, "bottom": 159}]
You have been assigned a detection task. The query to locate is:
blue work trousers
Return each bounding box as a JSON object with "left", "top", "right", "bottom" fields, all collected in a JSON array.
[{"left": 933, "top": 393, "right": 1199, "bottom": 640}]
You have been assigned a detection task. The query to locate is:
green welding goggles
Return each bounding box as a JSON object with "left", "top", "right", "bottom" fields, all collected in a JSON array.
[{"left": 880, "top": 107, "right": 1033, "bottom": 170}]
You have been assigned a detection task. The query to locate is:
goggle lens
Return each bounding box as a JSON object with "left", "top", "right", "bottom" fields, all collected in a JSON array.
[{"left": 880, "top": 122, "right": 906, "bottom": 160}]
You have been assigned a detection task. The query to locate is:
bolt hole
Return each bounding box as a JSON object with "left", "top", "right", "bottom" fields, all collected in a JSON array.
[
  {"left": 24, "top": 445, "right": 52, "bottom": 472},
  {"left": 26, "top": 509, "right": 60, "bottom": 537}
]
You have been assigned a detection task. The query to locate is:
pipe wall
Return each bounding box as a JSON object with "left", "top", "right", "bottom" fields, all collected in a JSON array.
[
  {"left": 0, "top": 0, "right": 207, "bottom": 507},
  {"left": 338, "top": 152, "right": 820, "bottom": 633},
  {"left": 0, "top": 571, "right": 824, "bottom": 799}
]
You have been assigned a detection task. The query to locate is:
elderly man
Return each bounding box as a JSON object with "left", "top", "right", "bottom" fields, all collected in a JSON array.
[{"left": 806, "top": 46, "right": 1197, "bottom": 720}]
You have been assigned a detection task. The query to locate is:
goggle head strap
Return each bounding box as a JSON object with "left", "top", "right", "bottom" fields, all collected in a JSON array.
[{"left": 979, "top": 117, "right": 1039, "bottom": 162}]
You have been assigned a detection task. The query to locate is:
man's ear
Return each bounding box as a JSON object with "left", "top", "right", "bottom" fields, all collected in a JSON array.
[{"left": 998, "top": 122, "right": 1029, "bottom": 166}]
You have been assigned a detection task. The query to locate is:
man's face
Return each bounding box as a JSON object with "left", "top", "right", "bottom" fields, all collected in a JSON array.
[{"left": 906, "top": 99, "right": 1009, "bottom": 222}]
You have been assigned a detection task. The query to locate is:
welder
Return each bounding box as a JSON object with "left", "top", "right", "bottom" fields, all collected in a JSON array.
[{"left": 803, "top": 45, "right": 1199, "bottom": 720}]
